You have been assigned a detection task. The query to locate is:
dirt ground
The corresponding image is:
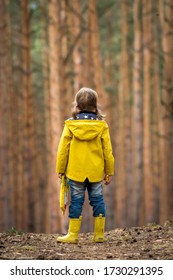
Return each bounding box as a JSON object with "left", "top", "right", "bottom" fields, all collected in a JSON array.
[{"left": 0, "top": 219, "right": 173, "bottom": 260}]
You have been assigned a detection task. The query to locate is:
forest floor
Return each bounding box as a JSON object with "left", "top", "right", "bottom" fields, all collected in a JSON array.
[{"left": 0, "top": 219, "right": 173, "bottom": 260}]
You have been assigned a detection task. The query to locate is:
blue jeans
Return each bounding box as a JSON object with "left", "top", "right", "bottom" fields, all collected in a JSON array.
[{"left": 67, "top": 178, "right": 106, "bottom": 218}]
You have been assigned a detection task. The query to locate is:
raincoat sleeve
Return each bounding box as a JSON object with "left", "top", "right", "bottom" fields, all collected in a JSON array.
[
  {"left": 101, "top": 124, "right": 114, "bottom": 176},
  {"left": 56, "top": 123, "right": 72, "bottom": 174},
  {"left": 60, "top": 175, "right": 69, "bottom": 215}
]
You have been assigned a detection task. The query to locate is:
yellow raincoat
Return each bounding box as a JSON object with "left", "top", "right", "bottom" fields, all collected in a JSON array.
[{"left": 56, "top": 119, "right": 114, "bottom": 182}]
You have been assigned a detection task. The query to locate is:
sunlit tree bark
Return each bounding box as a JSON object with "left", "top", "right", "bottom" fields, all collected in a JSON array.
[
  {"left": 71, "top": 0, "right": 83, "bottom": 93},
  {"left": 88, "top": 0, "right": 105, "bottom": 107},
  {"left": 47, "top": 0, "right": 63, "bottom": 233}
]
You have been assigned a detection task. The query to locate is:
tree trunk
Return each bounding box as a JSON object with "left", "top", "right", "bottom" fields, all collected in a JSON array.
[
  {"left": 21, "top": 0, "right": 39, "bottom": 231},
  {"left": 132, "top": 0, "right": 143, "bottom": 226},
  {"left": 159, "top": 0, "right": 173, "bottom": 223},
  {"left": 61, "top": 0, "right": 74, "bottom": 120},
  {"left": 39, "top": 0, "right": 51, "bottom": 233},
  {"left": 88, "top": 0, "right": 105, "bottom": 107},
  {"left": 142, "top": 0, "right": 154, "bottom": 224},
  {"left": 47, "top": 0, "right": 63, "bottom": 233},
  {"left": 84, "top": 1, "right": 93, "bottom": 89},
  {"left": 122, "top": 1, "right": 133, "bottom": 228},
  {"left": 115, "top": 1, "right": 131, "bottom": 227},
  {"left": 0, "top": 0, "right": 15, "bottom": 231},
  {"left": 150, "top": 0, "right": 162, "bottom": 224},
  {"left": 0, "top": 0, "right": 7, "bottom": 231},
  {"left": 71, "top": 0, "right": 83, "bottom": 93}
]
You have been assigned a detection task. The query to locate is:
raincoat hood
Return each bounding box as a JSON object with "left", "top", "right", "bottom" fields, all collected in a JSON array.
[{"left": 65, "top": 119, "right": 106, "bottom": 141}]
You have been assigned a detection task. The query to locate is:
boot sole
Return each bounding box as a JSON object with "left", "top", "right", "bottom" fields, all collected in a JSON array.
[{"left": 57, "top": 238, "right": 78, "bottom": 244}]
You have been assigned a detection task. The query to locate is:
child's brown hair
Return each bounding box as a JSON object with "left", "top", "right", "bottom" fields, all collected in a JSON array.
[{"left": 72, "top": 87, "right": 104, "bottom": 120}]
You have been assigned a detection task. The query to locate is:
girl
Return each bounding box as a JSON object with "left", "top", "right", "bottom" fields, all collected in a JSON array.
[{"left": 56, "top": 87, "right": 114, "bottom": 243}]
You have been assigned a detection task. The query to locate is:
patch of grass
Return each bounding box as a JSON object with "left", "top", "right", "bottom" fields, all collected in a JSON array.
[{"left": 6, "top": 227, "right": 24, "bottom": 236}]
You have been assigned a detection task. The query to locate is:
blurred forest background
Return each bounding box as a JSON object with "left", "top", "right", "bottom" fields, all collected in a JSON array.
[{"left": 0, "top": 0, "right": 173, "bottom": 234}]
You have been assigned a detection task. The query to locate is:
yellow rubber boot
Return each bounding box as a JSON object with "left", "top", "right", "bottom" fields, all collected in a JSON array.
[
  {"left": 57, "top": 216, "right": 82, "bottom": 243},
  {"left": 93, "top": 214, "right": 106, "bottom": 242}
]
